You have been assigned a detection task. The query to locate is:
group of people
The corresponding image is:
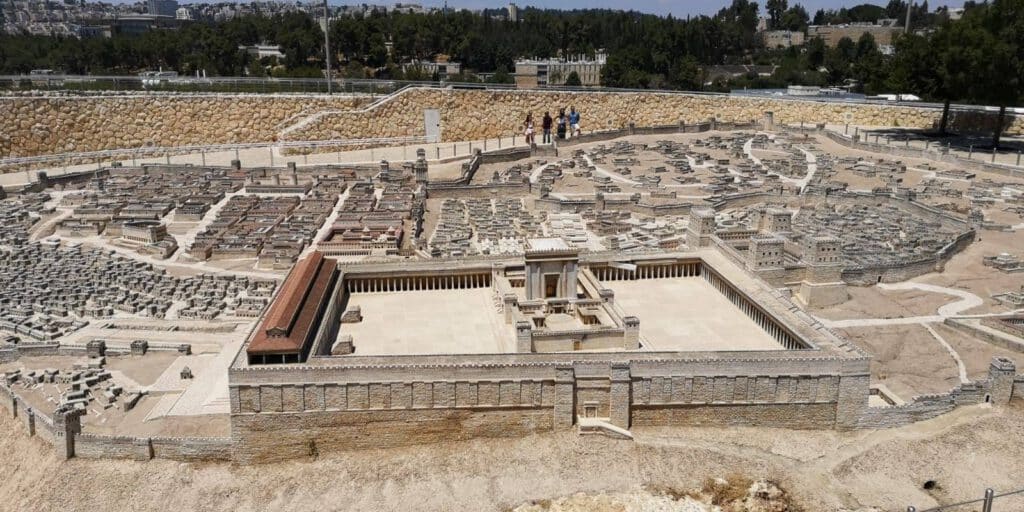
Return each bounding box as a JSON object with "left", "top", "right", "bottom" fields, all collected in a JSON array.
[{"left": 524, "top": 107, "right": 581, "bottom": 145}]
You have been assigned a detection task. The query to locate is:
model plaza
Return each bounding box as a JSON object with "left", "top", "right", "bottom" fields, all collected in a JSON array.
[{"left": 247, "top": 240, "right": 800, "bottom": 362}]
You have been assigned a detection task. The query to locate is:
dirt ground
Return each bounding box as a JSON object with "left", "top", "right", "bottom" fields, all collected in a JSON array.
[
  {"left": 3, "top": 403, "right": 1024, "bottom": 512},
  {"left": 813, "top": 286, "right": 959, "bottom": 320},
  {"left": 916, "top": 230, "right": 1024, "bottom": 314},
  {"left": 839, "top": 324, "right": 960, "bottom": 399}
]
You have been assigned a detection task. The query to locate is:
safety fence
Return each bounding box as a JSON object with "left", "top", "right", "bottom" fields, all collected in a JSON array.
[
  {"left": 0, "top": 136, "right": 428, "bottom": 175},
  {"left": 908, "top": 487, "right": 1024, "bottom": 511},
  {"left": 4, "top": 74, "right": 1021, "bottom": 115}
]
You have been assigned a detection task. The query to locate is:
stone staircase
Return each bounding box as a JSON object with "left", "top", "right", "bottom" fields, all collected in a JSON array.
[{"left": 577, "top": 417, "right": 633, "bottom": 440}]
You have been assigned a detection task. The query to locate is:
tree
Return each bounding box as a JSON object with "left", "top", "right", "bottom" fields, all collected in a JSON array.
[
  {"left": 668, "top": 55, "right": 702, "bottom": 90},
  {"left": 766, "top": 0, "right": 788, "bottom": 29},
  {"left": 967, "top": 0, "right": 1023, "bottom": 148},
  {"left": 778, "top": 5, "right": 809, "bottom": 32},
  {"left": 564, "top": 70, "right": 582, "bottom": 86}
]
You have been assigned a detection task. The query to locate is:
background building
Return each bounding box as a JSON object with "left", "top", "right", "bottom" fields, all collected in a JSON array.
[
  {"left": 760, "top": 30, "right": 805, "bottom": 48},
  {"left": 514, "top": 52, "right": 606, "bottom": 88},
  {"left": 807, "top": 20, "right": 901, "bottom": 47},
  {"left": 147, "top": 0, "right": 178, "bottom": 17}
]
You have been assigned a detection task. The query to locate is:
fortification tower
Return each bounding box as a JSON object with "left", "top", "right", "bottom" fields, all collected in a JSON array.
[
  {"left": 414, "top": 148, "right": 428, "bottom": 186},
  {"left": 686, "top": 208, "right": 716, "bottom": 247},
  {"left": 797, "top": 235, "right": 848, "bottom": 307},
  {"left": 747, "top": 234, "right": 785, "bottom": 270}
]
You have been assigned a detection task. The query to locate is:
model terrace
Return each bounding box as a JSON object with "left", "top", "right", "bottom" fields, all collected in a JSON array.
[{"left": 242, "top": 240, "right": 832, "bottom": 366}]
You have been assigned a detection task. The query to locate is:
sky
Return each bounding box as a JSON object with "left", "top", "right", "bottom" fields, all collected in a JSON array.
[{"left": 410, "top": 0, "right": 966, "bottom": 17}]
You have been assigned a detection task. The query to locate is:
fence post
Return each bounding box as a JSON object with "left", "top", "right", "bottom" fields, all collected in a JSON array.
[
  {"left": 1017, "top": 150, "right": 1021, "bottom": 166},
  {"left": 165, "top": 152, "right": 170, "bottom": 165},
  {"left": 235, "top": 148, "right": 240, "bottom": 162},
  {"left": 201, "top": 150, "right": 206, "bottom": 166},
  {"left": 969, "top": 145, "right": 973, "bottom": 159},
  {"left": 436, "top": 147, "right": 440, "bottom": 160},
  {"left": 982, "top": 488, "right": 994, "bottom": 512},
  {"left": 992, "top": 147, "right": 996, "bottom": 163},
  {"left": 269, "top": 147, "right": 274, "bottom": 167}
]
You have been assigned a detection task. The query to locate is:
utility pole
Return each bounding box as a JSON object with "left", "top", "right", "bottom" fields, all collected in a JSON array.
[
  {"left": 904, "top": 0, "right": 913, "bottom": 33},
  {"left": 324, "top": 0, "right": 332, "bottom": 95}
]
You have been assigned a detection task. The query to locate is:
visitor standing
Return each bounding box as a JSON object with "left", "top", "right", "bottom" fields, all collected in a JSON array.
[
  {"left": 556, "top": 108, "right": 567, "bottom": 140},
  {"left": 524, "top": 113, "right": 536, "bottom": 145},
  {"left": 569, "top": 107, "right": 581, "bottom": 137},
  {"left": 542, "top": 111, "right": 553, "bottom": 144}
]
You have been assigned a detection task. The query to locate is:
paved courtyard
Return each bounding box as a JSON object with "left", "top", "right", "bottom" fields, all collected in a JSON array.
[
  {"left": 340, "top": 288, "right": 513, "bottom": 355},
  {"left": 606, "top": 277, "right": 783, "bottom": 351}
]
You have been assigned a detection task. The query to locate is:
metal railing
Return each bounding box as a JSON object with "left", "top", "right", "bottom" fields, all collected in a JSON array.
[
  {"left": 909, "top": 486, "right": 1024, "bottom": 511},
  {"left": 0, "top": 75, "right": 515, "bottom": 96}
]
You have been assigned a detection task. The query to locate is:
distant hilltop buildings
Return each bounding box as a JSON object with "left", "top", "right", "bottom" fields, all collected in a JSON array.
[{"left": 514, "top": 52, "right": 607, "bottom": 88}]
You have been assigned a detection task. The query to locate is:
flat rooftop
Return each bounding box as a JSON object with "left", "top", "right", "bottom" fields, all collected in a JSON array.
[
  {"left": 339, "top": 287, "right": 515, "bottom": 356},
  {"left": 605, "top": 277, "right": 783, "bottom": 351}
]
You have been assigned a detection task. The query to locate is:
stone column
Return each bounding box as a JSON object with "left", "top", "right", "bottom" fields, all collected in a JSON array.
[
  {"left": 553, "top": 367, "right": 576, "bottom": 429},
  {"left": 609, "top": 363, "right": 631, "bottom": 429},
  {"left": 515, "top": 321, "right": 532, "bottom": 353},
  {"left": 623, "top": 316, "right": 640, "bottom": 350},
  {"left": 23, "top": 408, "right": 35, "bottom": 436},
  {"left": 503, "top": 294, "right": 518, "bottom": 324}
]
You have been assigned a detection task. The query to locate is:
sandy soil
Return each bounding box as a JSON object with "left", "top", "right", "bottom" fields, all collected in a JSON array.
[
  {"left": 933, "top": 323, "right": 1024, "bottom": 379},
  {"left": 813, "top": 286, "right": 958, "bottom": 320},
  {"left": 916, "top": 230, "right": 1024, "bottom": 315},
  {"left": 3, "top": 403, "right": 1024, "bottom": 512},
  {"left": 839, "top": 324, "right": 960, "bottom": 399}
]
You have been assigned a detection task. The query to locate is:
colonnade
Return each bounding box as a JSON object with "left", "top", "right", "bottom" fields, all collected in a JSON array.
[
  {"left": 345, "top": 273, "right": 492, "bottom": 293},
  {"left": 703, "top": 267, "right": 806, "bottom": 350},
  {"left": 593, "top": 262, "right": 702, "bottom": 281}
]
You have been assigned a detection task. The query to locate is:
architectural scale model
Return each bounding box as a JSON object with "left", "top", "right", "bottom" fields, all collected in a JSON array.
[{"left": 1, "top": 91, "right": 1023, "bottom": 477}]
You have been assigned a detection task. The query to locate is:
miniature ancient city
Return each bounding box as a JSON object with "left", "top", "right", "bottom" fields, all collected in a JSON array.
[{"left": 4, "top": 103, "right": 1024, "bottom": 510}]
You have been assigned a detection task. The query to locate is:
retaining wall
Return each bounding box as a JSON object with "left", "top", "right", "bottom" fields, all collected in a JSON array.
[{"left": 6, "top": 88, "right": 1023, "bottom": 162}]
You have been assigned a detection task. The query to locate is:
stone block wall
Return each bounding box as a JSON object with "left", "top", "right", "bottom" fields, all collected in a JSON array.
[
  {"left": 284, "top": 89, "right": 1024, "bottom": 144},
  {"left": 6, "top": 88, "right": 1023, "bottom": 162},
  {"left": 231, "top": 407, "right": 554, "bottom": 464},
  {"left": 0, "top": 94, "right": 367, "bottom": 158}
]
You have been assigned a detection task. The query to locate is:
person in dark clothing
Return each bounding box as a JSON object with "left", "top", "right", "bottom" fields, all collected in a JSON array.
[
  {"left": 556, "top": 108, "right": 567, "bottom": 140},
  {"left": 542, "top": 111, "right": 553, "bottom": 144}
]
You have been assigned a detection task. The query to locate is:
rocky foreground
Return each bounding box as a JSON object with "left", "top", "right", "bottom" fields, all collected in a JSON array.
[{"left": 0, "top": 403, "right": 1022, "bottom": 511}]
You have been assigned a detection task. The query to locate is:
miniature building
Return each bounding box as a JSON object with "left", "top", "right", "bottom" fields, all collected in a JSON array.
[
  {"left": 246, "top": 252, "right": 335, "bottom": 364},
  {"left": 686, "top": 208, "right": 716, "bottom": 247},
  {"left": 524, "top": 238, "right": 579, "bottom": 300},
  {"left": 748, "top": 235, "right": 785, "bottom": 270},
  {"left": 122, "top": 220, "right": 167, "bottom": 244}
]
